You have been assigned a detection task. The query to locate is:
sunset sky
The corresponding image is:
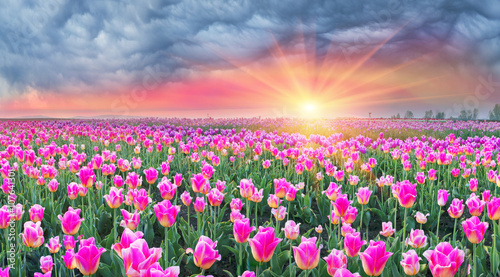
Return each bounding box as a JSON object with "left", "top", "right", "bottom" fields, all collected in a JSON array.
[{"left": 1, "top": 0, "right": 500, "bottom": 118}]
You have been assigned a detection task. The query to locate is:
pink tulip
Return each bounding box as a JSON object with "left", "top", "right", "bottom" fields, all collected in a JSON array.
[
  {"left": 40, "top": 255, "right": 53, "bottom": 273},
  {"left": 392, "top": 181, "right": 417, "bottom": 208},
  {"left": 29, "top": 204, "right": 45, "bottom": 223},
  {"left": 154, "top": 200, "right": 180, "bottom": 228},
  {"left": 193, "top": 197, "right": 207, "bottom": 213},
  {"left": 75, "top": 238, "right": 106, "bottom": 276},
  {"left": 379, "top": 222, "right": 395, "bottom": 237},
  {"left": 344, "top": 232, "right": 366, "bottom": 257},
  {"left": 405, "top": 229, "right": 428, "bottom": 249},
  {"left": 0, "top": 206, "right": 11, "bottom": 229},
  {"left": 62, "top": 249, "right": 77, "bottom": 269},
  {"left": 207, "top": 188, "right": 225, "bottom": 207},
  {"left": 48, "top": 179, "right": 59, "bottom": 192},
  {"left": 333, "top": 268, "right": 361, "bottom": 277},
  {"left": 341, "top": 206, "right": 357, "bottom": 224},
  {"left": 239, "top": 271, "right": 255, "bottom": 277},
  {"left": 143, "top": 167, "right": 159, "bottom": 184},
  {"left": 0, "top": 267, "right": 10, "bottom": 277},
  {"left": 125, "top": 172, "right": 143, "bottom": 189},
  {"left": 239, "top": 179, "right": 256, "bottom": 199},
  {"left": 78, "top": 166, "right": 96, "bottom": 188},
  {"left": 143, "top": 264, "right": 180, "bottom": 277},
  {"left": 9, "top": 203, "right": 23, "bottom": 222},
  {"left": 161, "top": 162, "right": 170, "bottom": 176},
  {"left": 58, "top": 207, "right": 84, "bottom": 235},
  {"left": 469, "top": 178, "right": 478, "bottom": 192},
  {"left": 132, "top": 189, "right": 152, "bottom": 211},
  {"left": 487, "top": 196, "right": 500, "bottom": 220},
  {"left": 180, "top": 191, "right": 192, "bottom": 206},
  {"left": 67, "top": 182, "right": 79, "bottom": 200},
  {"left": 248, "top": 226, "right": 282, "bottom": 262},
  {"left": 113, "top": 175, "right": 124, "bottom": 187},
  {"left": 348, "top": 175, "right": 359, "bottom": 186},
  {"left": 191, "top": 173, "right": 208, "bottom": 194},
  {"left": 462, "top": 216, "right": 488, "bottom": 244},
  {"left": 186, "top": 236, "right": 221, "bottom": 270},
  {"left": 356, "top": 187, "right": 372, "bottom": 205},
  {"left": 230, "top": 210, "right": 245, "bottom": 223},
  {"left": 482, "top": 190, "right": 491, "bottom": 203},
  {"left": 341, "top": 223, "right": 355, "bottom": 237},
  {"left": 63, "top": 235, "right": 78, "bottom": 250},
  {"left": 359, "top": 240, "right": 393, "bottom": 276},
  {"left": 34, "top": 272, "right": 51, "bottom": 277},
  {"left": 437, "top": 190, "right": 449, "bottom": 206},
  {"left": 293, "top": 236, "right": 323, "bottom": 270},
  {"left": 274, "top": 178, "right": 290, "bottom": 198},
  {"left": 414, "top": 212, "right": 429, "bottom": 224},
  {"left": 466, "top": 193, "right": 485, "bottom": 216},
  {"left": 233, "top": 218, "right": 256, "bottom": 243},
  {"left": 22, "top": 221, "right": 44, "bottom": 248},
  {"left": 324, "top": 249, "right": 347, "bottom": 276},
  {"left": 415, "top": 172, "right": 425, "bottom": 184},
  {"left": 448, "top": 198, "right": 464, "bottom": 218},
  {"left": 120, "top": 209, "right": 141, "bottom": 230},
  {"left": 230, "top": 198, "right": 244, "bottom": 212},
  {"left": 215, "top": 180, "right": 226, "bottom": 192},
  {"left": 323, "top": 182, "right": 342, "bottom": 201},
  {"left": 122, "top": 238, "right": 162, "bottom": 276},
  {"left": 271, "top": 206, "right": 287, "bottom": 221},
  {"left": 45, "top": 236, "right": 61, "bottom": 254},
  {"left": 267, "top": 194, "right": 281, "bottom": 209},
  {"left": 428, "top": 169, "right": 436, "bottom": 180},
  {"left": 400, "top": 250, "right": 421, "bottom": 276},
  {"left": 173, "top": 173, "right": 183, "bottom": 187},
  {"left": 333, "top": 194, "right": 352, "bottom": 217},
  {"left": 104, "top": 187, "right": 123, "bottom": 209},
  {"left": 283, "top": 220, "right": 301, "bottom": 240},
  {"left": 157, "top": 180, "right": 177, "bottom": 201},
  {"left": 423, "top": 242, "right": 464, "bottom": 277},
  {"left": 112, "top": 228, "right": 144, "bottom": 258},
  {"left": 285, "top": 185, "right": 298, "bottom": 202}
]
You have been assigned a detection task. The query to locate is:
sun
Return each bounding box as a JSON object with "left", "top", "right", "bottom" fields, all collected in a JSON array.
[
  {"left": 299, "top": 101, "right": 322, "bottom": 118},
  {"left": 304, "top": 102, "right": 316, "bottom": 112}
]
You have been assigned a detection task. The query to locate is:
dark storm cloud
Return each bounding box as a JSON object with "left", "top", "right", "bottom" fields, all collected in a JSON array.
[{"left": 0, "top": 0, "right": 499, "bottom": 96}]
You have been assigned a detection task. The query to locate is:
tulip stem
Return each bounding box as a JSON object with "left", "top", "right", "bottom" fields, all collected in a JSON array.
[
  {"left": 453, "top": 218, "right": 457, "bottom": 245},
  {"left": 401, "top": 208, "right": 407, "bottom": 254},
  {"left": 360, "top": 205, "right": 364, "bottom": 240},
  {"left": 246, "top": 198, "right": 250, "bottom": 221},
  {"left": 187, "top": 206, "right": 190, "bottom": 231},
  {"left": 289, "top": 240, "right": 293, "bottom": 277},
  {"left": 113, "top": 208, "right": 117, "bottom": 243},
  {"left": 164, "top": 227, "right": 169, "bottom": 267},
  {"left": 255, "top": 202, "right": 258, "bottom": 227},
  {"left": 337, "top": 221, "right": 341, "bottom": 247},
  {"left": 436, "top": 207, "right": 441, "bottom": 242},
  {"left": 53, "top": 253, "right": 58, "bottom": 277},
  {"left": 304, "top": 269, "right": 310, "bottom": 277},
  {"left": 474, "top": 243, "right": 477, "bottom": 277},
  {"left": 492, "top": 220, "right": 497, "bottom": 274},
  {"left": 238, "top": 243, "right": 243, "bottom": 275}
]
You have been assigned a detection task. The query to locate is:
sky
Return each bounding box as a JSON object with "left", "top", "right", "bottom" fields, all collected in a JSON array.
[{"left": 1, "top": 0, "right": 500, "bottom": 119}]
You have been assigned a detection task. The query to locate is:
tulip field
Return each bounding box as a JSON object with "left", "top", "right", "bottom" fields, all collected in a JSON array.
[{"left": 2, "top": 118, "right": 500, "bottom": 277}]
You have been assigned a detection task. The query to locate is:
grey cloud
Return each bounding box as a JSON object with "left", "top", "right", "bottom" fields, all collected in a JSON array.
[{"left": 0, "top": 0, "right": 499, "bottom": 97}]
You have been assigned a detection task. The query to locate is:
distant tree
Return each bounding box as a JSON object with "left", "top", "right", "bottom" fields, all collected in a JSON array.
[
  {"left": 458, "top": 108, "right": 478, "bottom": 120},
  {"left": 424, "top": 110, "right": 434, "bottom": 119},
  {"left": 435, "top": 111, "right": 445, "bottom": 119},
  {"left": 396, "top": 113, "right": 400, "bottom": 119},
  {"left": 404, "top": 110, "right": 414, "bottom": 119},
  {"left": 489, "top": 104, "right": 500, "bottom": 120}
]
